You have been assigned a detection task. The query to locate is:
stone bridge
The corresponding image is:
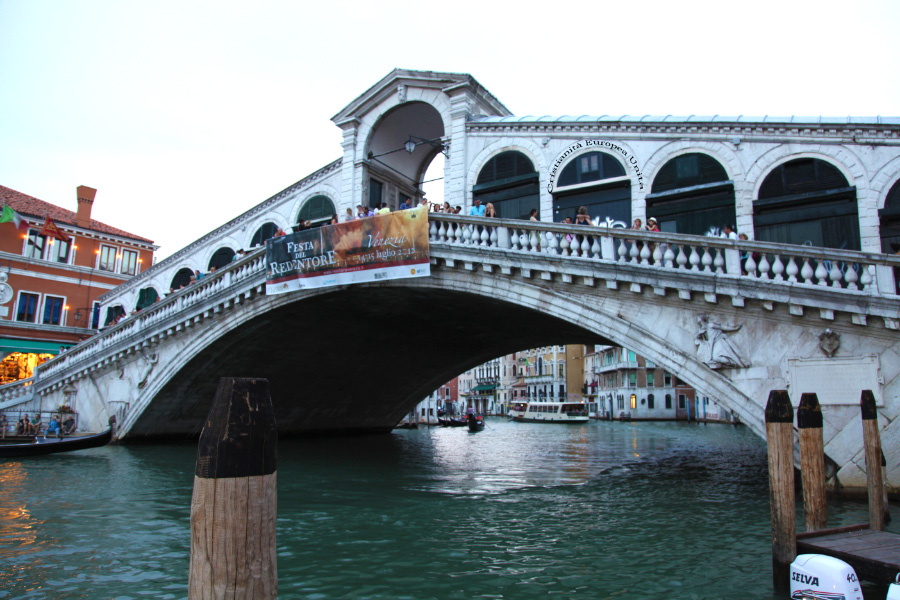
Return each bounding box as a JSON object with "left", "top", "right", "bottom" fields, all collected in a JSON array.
[{"left": 2, "top": 214, "right": 899, "bottom": 492}]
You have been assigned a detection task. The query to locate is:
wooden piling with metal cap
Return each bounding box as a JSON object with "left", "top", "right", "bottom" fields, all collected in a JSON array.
[
  {"left": 765, "top": 389, "right": 796, "bottom": 590},
  {"left": 861, "top": 390, "right": 885, "bottom": 532},
  {"left": 798, "top": 393, "right": 827, "bottom": 532},
  {"left": 188, "top": 377, "right": 278, "bottom": 599}
]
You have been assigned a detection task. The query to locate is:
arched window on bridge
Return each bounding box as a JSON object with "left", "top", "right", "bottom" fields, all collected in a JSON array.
[
  {"left": 647, "top": 153, "right": 734, "bottom": 235},
  {"left": 553, "top": 151, "right": 630, "bottom": 225},
  {"left": 754, "top": 158, "right": 859, "bottom": 250},
  {"left": 170, "top": 267, "right": 194, "bottom": 292},
  {"left": 135, "top": 287, "right": 159, "bottom": 312},
  {"left": 208, "top": 247, "right": 235, "bottom": 271},
  {"left": 878, "top": 178, "right": 900, "bottom": 252},
  {"left": 473, "top": 151, "right": 539, "bottom": 219},
  {"left": 249, "top": 223, "right": 279, "bottom": 248},
  {"left": 297, "top": 195, "right": 336, "bottom": 230},
  {"left": 103, "top": 305, "right": 126, "bottom": 327}
]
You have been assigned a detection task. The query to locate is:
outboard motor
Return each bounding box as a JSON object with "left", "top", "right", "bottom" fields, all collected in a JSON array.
[
  {"left": 790, "top": 554, "right": 862, "bottom": 600},
  {"left": 887, "top": 573, "right": 900, "bottom": 600}
]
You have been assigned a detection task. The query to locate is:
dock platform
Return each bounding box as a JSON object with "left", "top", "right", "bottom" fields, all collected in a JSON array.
[{"left": 796, "top": 524, "right": 900, "bottom": 585}]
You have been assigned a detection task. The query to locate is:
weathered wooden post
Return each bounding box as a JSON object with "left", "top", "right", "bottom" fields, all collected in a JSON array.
[
  {"left": 861, "top": 390, "right": 885, "bottom": 532},
  {"left": 765, "top": 390, "right": 796, "bottom": 590},
  {"left": 189, "top": 377, "right": 278, "bottom": 599},
  {"left": 798, "top": 393, "right": 827, "bottom": 532}
]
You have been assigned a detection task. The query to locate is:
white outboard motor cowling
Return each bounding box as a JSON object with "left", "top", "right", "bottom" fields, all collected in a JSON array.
[{"left": 790, "top": 554, "right": 862, "bottom": 600}]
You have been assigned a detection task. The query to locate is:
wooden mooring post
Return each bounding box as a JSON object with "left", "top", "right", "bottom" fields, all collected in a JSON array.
[
  {"left": 189, "top": 377, "right": 278, "bottom": 599},
  {"left": 861, "top": 390, "right": 885, "bottom": 532},
  {"left": 765, "top": 390, "right": 796, "bottom": 591},
  {"left": 798, "top": 393, "right": 827, "bottom": 532}
]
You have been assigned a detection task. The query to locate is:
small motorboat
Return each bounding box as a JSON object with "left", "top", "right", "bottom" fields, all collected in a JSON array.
[
  {"left": 0, "top": 428, "right": 113, "bottom": 459},
  {"left": 467, "top": 414, "right": 485, "bottom": 432}
]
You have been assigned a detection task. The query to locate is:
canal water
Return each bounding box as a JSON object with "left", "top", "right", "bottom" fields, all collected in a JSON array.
[{"left": 1, "top": 420, "right": 895, "bottom": 599}]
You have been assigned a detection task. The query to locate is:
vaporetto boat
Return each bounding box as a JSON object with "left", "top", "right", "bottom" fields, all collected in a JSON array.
[{"left": 508, "top": 401, "right": 590, "bottom": 424}]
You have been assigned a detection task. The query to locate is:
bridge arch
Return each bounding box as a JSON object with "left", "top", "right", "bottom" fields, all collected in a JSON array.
[
  {"left": 361, "top": 100, "right": 447, "bottom": 209},
  {"left": 120, "top": 268, "right": 759, "bottom": 442}
]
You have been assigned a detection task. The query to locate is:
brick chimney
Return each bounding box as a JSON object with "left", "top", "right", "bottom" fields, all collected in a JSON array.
[{"left": 76, "top": 185, "right": 96, "bottom": 228}]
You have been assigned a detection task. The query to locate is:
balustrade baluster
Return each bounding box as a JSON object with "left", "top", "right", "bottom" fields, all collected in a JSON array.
[
  {"left": 844, "top": 263, "right": 859, "bottom": 290},
  {"left": 745, "top": 253, "right": 757, "bottom": 278},
  {"left": 771, "top": 254, "right": 785, "bottom": 281},
  {"left": 548, "top": 232, "right": 560, "bottom": 255},
  {"left": 860, "top": 264, "right": 874, "bottom": 291},
  {"left": 529, "top": 230, "right": 539, "bottom": 253},
  {"left": 480, "top": 226, "right": 489, "bottom": 247},
  {"left": 430, "top": 221, "right": 439, "bottom": 241},
  {"left": 510, "top": 229, "right": 520, "bottom": 251},
  {"left": 640, "top": 242, "right": 651, "bottom": 265},
  {"left": 436, "top": 221, "right": 446, "bottom": 242},
  {"left": 701, "top": 247, "right": 713, "bottom": 272},
  {"left": 580, "top": 236, "right": 591, "bottom": 258},
  {"left": 676, "top": 245, "right": 688, "bottom": 270},
  {"left": 757, "top": 254, "right": 770, "bottom": 279},
  {"left": 786, "top": 257, "right": 799, "bottom": 283},
  {"left": 463, "top": 224, "right": 473, "bottom": 245},
  {"left": 453, "top": 223, "right": 462, "bottom": 245},
  {"left": 616, "top": 239, "right": 627, "bottom": 262},
  {"left": 688, "top": 245, "right": 700, "bottom": 271},
  {"left": 829, "top": 261, "right": 844, "bottom": 288},
  {"left": 591, "top": 236, "right": 601, "bottom": 259},
  {"left": 800, "top": 258, "right": 814, "bottom": 284},
  {"left": 713, "top": 248, "right": 725, "bottom": 274},
  {"left": 815, "top": 260, "right": 829, "bottom": 286},
  {"left": 663, "top": 245, "right": 675, "bottom": 269},
  {"left": 489, "top": 227, "right": 498, "bottom": 247},
  {"left": 629, "top": 241, "right": 640, "bottom": 264}
]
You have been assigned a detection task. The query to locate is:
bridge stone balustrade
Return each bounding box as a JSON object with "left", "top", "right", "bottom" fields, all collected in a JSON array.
[{"left": 4, "top": 215, "right": 899, "bottom": 494}]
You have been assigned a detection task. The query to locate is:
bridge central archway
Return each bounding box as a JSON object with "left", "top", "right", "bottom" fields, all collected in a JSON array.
[{"left": 128, "top": 283, "right": 608, "bottom": 437}]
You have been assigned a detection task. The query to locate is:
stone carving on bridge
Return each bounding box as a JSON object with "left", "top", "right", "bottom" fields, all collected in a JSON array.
[
  {"left": 695, "top": 314, "right": 750, "bottom": 370},
  {"left": 818, "top": 329, "right": 841, "bottom": 358},
  {"left": 137, "top": 348, "right": 159, "bottom": 389}
]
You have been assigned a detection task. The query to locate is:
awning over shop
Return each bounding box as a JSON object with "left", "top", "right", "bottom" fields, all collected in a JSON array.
[
  {"left": 0, "top": 338, "right": 70, "bottom": 355},
  {"left": 471, "top": 384, "right": 497, "bottom": 393}
]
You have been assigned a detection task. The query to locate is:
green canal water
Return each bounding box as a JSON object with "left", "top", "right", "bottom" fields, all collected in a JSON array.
[{"left": 0, "top": 420, "right": 895, "bottom": 599}]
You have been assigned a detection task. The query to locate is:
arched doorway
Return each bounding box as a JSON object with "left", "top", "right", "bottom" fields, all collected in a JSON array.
[
  {"left": 365, "top": 102, "right": 445, "bottom": 211},
  {"left": 297, "top": 195, "right": 336, "bottom": 229},
  {"left": 879, "top": 179, "right": 900, "bottom": 252},
  {"left": 135, "top": 287, "right": 159, "bottom": 311},
  {"left": 170, "top": 267, "right": 194, "bottom": 291},
  {"left": 754, "top": 158, "right": 858, "bottom": 250},
  {"left": 250, "top": 223, "right": 279, "bottom": 248},
  {"left": 553, "top": 151, "right": 630, "bottom": 225},
  {"left": 475, "top": 151, "right": 539, "bottom": 219},
  {"left": 208, "top": 247, "right": 235, "bottom": 271},
  {"left": 647, "top": 153, "right": 734, "bottom": 235}
]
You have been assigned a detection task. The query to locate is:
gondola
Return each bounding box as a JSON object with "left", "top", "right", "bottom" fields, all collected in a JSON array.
[
  {"left": 0, "top": 428, "right": 113, "bottom": 459},
  {"left": 467, "top": 414, "right": 485, "bottom": 432}
]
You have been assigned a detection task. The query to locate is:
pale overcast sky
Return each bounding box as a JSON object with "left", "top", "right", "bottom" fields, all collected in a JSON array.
[{"left": 1, "top": 0, "right": 898, "bottom": 259}]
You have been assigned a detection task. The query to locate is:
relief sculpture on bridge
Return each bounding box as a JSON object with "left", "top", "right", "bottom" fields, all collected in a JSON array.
[{"left": 695, "top": 314, "right": 750, "bottom": 370}]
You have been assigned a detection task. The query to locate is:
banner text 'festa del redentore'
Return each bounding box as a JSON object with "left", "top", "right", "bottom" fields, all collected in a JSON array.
[{"left": 265, "top": 206, "right": 430, "bottom": 294}]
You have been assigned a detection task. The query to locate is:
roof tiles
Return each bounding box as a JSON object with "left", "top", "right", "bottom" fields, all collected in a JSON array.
[{"left": 0, "top": 185, "right": 154, "bottom": 244}]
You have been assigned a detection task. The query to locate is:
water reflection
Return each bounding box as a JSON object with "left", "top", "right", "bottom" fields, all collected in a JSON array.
[{"left": 0, "top": 421, "right": 894, "bottom": 599}]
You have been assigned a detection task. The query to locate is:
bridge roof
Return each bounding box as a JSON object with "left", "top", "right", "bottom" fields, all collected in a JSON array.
[
  {"left": 472, "top": 115, "right": 900, "bottom": 126},
  {"left": 0, "top": 184, "right": 155, "bottom": 244}
]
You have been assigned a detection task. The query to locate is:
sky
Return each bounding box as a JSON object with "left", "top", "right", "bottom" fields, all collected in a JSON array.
[{"left": 1, "top": 0, "right": 898, "bottom": 260}]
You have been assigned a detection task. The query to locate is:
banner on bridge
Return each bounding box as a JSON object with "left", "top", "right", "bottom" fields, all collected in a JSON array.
[{"left": 265, "top": 206, "right": 430, "bottom": 295}]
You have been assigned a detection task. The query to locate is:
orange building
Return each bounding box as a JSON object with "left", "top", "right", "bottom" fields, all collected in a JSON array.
[{"left": 0, "top": 185, "right": 156, "bottom": 384}]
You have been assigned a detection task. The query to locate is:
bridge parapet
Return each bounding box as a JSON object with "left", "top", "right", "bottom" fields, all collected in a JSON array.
[
  {"left": 428, "top": 214, "right": 900, "bottom": 327},
  {"left": 36, "top": 250, "right": 267, "bottom": 390},
  {"left": 429, "top": 214, "right": 900, "bottom": 293}
]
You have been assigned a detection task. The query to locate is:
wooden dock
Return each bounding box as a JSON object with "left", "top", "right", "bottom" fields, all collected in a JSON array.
[{"left": 797, "top": 524, "right": 900, "bottom": 585}]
